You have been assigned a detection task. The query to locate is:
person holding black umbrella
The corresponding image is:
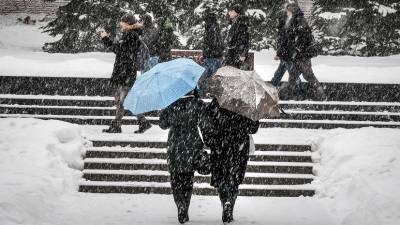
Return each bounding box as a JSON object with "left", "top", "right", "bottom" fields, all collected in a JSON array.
[{"left": 201, "top": 97, "right": 259, "bottom": 223}]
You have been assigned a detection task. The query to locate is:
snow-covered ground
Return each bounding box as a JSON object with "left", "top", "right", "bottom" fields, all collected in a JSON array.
[
  {"left": 1, "top": 13, "right": 400, "bottom": 225},
  {"left": 1, "top": 13, "right": 400, "bottom": 83},
  {"left": 1, "top": 118, "right": 400, "bottom": 225}
]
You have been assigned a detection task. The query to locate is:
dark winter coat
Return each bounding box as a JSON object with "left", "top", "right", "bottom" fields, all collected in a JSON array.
[
  {"left": 140, "top": 23, "right": 159, "bottom": 57},
  {"left": 276, "top": 10, "right": 316, "bottom": 61},
  {"left": 203, "top": 15, "right": 224, "bottom": 59},
  {"left": 200, "top": 99, "right": 260, "bottom": 188},
  {"left": 159, "top": 96, "right": 206, "bottom": 174},
  {"left": 225, "top": 15, "right": 250, "bottom": 68},
  {"left": 102, "top": 30, "right": 140, "bottom": 86},
  {"left": 152, "top": 19, "right": 175, "bottom": 62}
]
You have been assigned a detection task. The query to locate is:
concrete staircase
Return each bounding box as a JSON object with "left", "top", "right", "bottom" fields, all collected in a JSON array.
[
  {"left": 78, "top": 140, "right": 316, "bottom": 197},
  {"left": 0, "top": 75, "right": 399, "bottom": 197}
]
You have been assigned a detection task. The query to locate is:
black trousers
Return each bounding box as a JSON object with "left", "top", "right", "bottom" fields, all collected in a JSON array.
[
  {"left": 170, "top": 172, "right": 194, "bottom": 211},
  {"left": 111, "top": 77, "right": 150, "bottom": 128},
  {"left": 288, "top": 58, "right": 322, "bottom": 94}
]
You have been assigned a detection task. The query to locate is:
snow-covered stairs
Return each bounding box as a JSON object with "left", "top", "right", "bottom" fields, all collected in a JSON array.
[
  {"left": 1, "top": 94, "right": 400, "bottom": 129},
  {"left": 78, "top": 140, "right": 316, "bottom": 197}
]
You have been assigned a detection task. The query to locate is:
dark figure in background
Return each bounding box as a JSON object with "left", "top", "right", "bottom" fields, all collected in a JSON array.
[
  {"left": 159, "top": 91, "right": 206, "bottom": 224},
  {"left": 154, "top": 17, "right": 175, "bottom": 63},
  {"left": 140, "top": 14, "right": 160, "bottom": 71},
  {"left": 225, "top": 4, "right": 250, "bottom": 69},
  {"left": 199, "top": 8, "right": 225, "bottom": 96},
  {"left": 278, "top": 3, "right": 325, "bottom": 100},
  {"left": 272, "top": 11, "right": 304, "bottom": 98},
  {"left": 100, "top": 14, "right": 141, "bottom": 133},
  {"left": 201, "top": 99, "right": 260, "bottom": 223}
]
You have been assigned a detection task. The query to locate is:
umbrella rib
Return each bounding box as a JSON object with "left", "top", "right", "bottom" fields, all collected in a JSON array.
[{"left": 156, "top": 74, "right": 166, "bottom": 109}]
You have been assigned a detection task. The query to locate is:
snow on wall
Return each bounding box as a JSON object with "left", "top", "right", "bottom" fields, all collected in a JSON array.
[{"left": 0, "top": 0, "right": 70, "bottom": 15}]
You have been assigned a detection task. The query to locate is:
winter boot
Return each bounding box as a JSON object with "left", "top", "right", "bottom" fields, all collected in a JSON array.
[
  {"left": 134, "top": 121, "right": 152, "bottom": 134},
  {"left": 178, "top": 205, "right": 189, "bottom": 224},
  {"left": 222, "top": 202, "right": 234, "bottom": 223},
  {"left": 102, "top": 121, "right": 122, "bottom": 133},
  {"left": 313, "top": 85, "right": 327, "bottom": 101}
]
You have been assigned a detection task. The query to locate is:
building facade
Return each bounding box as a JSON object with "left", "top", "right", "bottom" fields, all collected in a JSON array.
[{"left": 0, "top": 0, "right": 69, "bottom": 14}]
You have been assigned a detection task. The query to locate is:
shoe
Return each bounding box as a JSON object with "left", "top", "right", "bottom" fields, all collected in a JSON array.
[
  {"left": 102, "top": 125, "right": 121, "bottom": 133},
  {"left": 315, "top": 86, "right": 327, "bottom": 101},
  {"left": 178, "top": 206, "right": 189, "bottom": 224},
  {"left": 222, "top": 202, "right": 233, "bottom": 223},
  {"left": 134, "top": 122, "right": 152, "bottom": 134}
]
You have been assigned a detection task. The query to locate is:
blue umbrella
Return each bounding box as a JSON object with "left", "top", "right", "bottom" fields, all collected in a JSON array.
[{"left": 123, "top": 58, "right": 205, "bottom": 115}]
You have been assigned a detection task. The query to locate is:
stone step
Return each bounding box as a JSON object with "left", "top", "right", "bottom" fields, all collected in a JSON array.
[
  {"left": 82, "top": 169, "right": 315, "bottom": 185},
  {"left": 85, "top": 147, "right": 313, "bottom": 162},
  {"left": 83, "top": 158, "right": 314, "bottom": 174},
  {"left": 2, "top": 105, "right": 400, "bottom": 122},
  {"left": 1, "top": 95, "right": 400, "bottom": 111},
  {"left": 2, "top": 114, "right": 400, "bottom": 129},
  {"left": 78, "top": 181, "right": 315, "bottom": 197},
  {"left": 2, "top": 76, "right": 399, "bottom": 101},
  {"left": 90, "top": 141, "right": 312, "bottom": 152}
]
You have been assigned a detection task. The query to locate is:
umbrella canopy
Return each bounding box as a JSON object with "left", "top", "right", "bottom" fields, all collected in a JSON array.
[
  {"left": 208, "top": 66, "right": 280, "bottom": 121},
  {"left": 123, "top": 58, "right": 205, "bottom": 115}
]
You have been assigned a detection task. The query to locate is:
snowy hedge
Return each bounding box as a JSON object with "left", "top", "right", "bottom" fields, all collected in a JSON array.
[{"left": 311, "top": 0, "right": 400, "bottom": 56}]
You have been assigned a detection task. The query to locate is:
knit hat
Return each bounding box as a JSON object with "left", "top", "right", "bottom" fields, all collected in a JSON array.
[
  {"left": 229, "top": 4, "right": 244, "bottom": 15},
  {"left": 121, "top": 14, "right": 137, "bottom": 25},
  {"left": 286, "top": 3, "right": 299, "bottom": 13}
]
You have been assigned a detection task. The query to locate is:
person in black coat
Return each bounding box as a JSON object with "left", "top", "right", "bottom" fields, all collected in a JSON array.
[
  {"left": 100, "top": 14, "right": 141, "bottom": 133},
  {"left": 159, "top": 90, "right": 206, "bottom": 224},
  {"left": 154, "top": 17, "right": 175, "bottom": 63},
  {"left": 225, "top": 4, "right": 250, "bottom": 69},
  {"left": 278, "top": 3, "right": 326, "bottom": 100},
  {"left": 199, "top": 8, "right": 225, "bottom": 96},
  {"left": 200, "top": 99, "right": 260, "bottom": 223},
  {"left": 272, "top": 11, "right": 304, "bottom": 98}
]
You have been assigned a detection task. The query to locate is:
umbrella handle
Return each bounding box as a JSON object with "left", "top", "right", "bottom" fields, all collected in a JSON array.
[{"left": 278, "top": 106, "right": 288, "bottom": 116}]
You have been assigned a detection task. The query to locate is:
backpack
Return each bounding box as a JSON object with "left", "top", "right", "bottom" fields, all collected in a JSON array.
[{"left": 135, "top": 38, "right": 150, "bottom": 71}]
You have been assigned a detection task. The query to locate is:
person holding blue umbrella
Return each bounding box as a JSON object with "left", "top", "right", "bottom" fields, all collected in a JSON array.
[
  {"left": 159, "top": 89, "right": 207, "bottom": 224},
  {"left": 124, "top": 58, "right": 207, "bottom": 224}
]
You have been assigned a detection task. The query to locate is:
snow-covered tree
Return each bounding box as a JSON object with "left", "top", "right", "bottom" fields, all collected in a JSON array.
[
  {"left": 43, "top": 0, "right": 145, "bottom": 53},
  {"left": 312, "top": 0, "right": 400, "bottom": 56},
  {"left": 185, "top": 0, "right": 286, "bottom": 51},
  {"left": 43, "top": 0, "right": 183, "bottom": 53}
]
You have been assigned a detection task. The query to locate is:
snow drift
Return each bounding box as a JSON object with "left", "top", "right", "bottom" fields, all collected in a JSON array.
[
  {"left": 0, "top": 118, "right": 87, "bottom": 225},
  {"left": 312, "top": 128, "right": 400, "bottom": 225}
]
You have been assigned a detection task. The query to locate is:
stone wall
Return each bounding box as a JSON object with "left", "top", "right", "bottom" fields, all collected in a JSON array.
[{"left": 0, "top": 0, "right": 69, "bottom": 15}]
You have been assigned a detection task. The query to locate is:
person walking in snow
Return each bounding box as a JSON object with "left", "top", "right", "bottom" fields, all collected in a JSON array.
[
  {"left": 159, "top": 90, "right": 207, "bottom": 224},
  {"left": 278, "top": 3, "right": 326, "bottom": 100},
  {"left": 100, "top": 14, "right": 142, "bottom": 133},
  {"left": 225, "top": 4, "right": 250, "bottom": 69},
  {"left": 153, "top": 17, "right": 175, "bottom": 63},
  {"left": 272, "top": 10, "right": 304, "bottom": 99},
  {"left": 198, "top": 8, "right": 225, "bottom": 96},
  {"left": 200, "top": 98, "right": 259, "bottom": 223},
  {"left": 140, "top": 14, "right": 161, "bottom": 71}
]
